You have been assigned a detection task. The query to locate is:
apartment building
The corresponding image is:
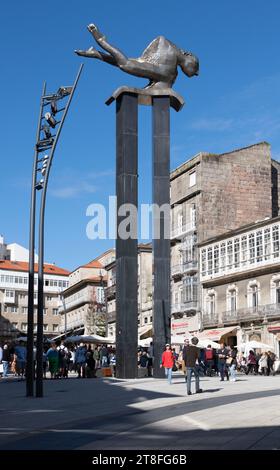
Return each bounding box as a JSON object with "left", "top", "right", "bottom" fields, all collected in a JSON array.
[
  {"left": 170, "top": 142, "right": 280, "bottom": 338},
  {"left": 105, "top": 244, "right": 152, "bottom": 340},
  {"left": 0, "top": 259, "right": 69, "bottom": 339},
  {"left": 199, "top": 216, "right": 280, "bottom": 356},
  {"left": 0, "top": 235, "right": 38, "bottom": 263},
  {"left": 59, "top": 249, "right": 115, "bottom": 336}
]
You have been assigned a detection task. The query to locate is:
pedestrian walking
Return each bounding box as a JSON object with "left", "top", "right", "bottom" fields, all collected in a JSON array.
[
  {"left": 160, "top": 344, "right": 174, "bottom": 384},
  {"left": 246, "top": 350, "right": 257, "bottom": 375},
  {"left": 1, "top": 344, "right": 10, "bottom": 377},
  {"left": 217, "top": 342, "right": 229, "bottom": 381},
  {"left": 75, "top": 343, "right": 87, "bottom": 378},
  {"left": 47, "top": 342, "right": 59, "bottom": 379},
  {"left": 183, "top": 337, "right": 203, "bottom": 395},
  {"left": 227, "top": 345, "right": 237, "bottom": 381},
  {"left": 14, "top": 341, "right": 27, "bottom": 379}
]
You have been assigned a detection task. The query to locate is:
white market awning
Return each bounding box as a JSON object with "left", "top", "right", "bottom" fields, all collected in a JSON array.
[
  {"left": 138, "top": 325, "right": 153, "bottom": 339},
  {"left": 198, "top": 326, "right": 238, "bottom": 342},
  {"left": 64, "top": 334, "right": 115, "bottom": 344}
]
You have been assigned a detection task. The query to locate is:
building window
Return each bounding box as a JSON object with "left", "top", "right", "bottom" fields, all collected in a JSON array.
[
  {"left": 248, "top": 281, "right": 260, "bottom": 309},
  {"left": 227, "top": 285, "right": 237, "bottom": 312},
  {"left": 227, "top": 240, "right": 233, "bottom": 268},
  {"left": 241, "top": 236, "right": 248, "bottom": 265},
  {"left": 190, "top": 204, "right": 196, "bottom": 228},
  {"left": 256, "top": 230, "right": 263, "bottom": 262},
  {"left": 5, "top": 290, "right": 15, "bottom": 298},
  {"left": 189, "top": 171, "right": 196, "bottom": 187},
  {"left": 264, "top": 228, "right": 271, "bottom": 260},
  {"left": 207, "top": 247, "right": 213, "bottom": 275},
  {"left": 43, "top": 308, "right": 47, "bottom": 315},
  {"left": 183, "top": 276, "right": 198, "bottom": 304},
  {"left": 53, "top": 324, "right": 59, "bottom": 332},
  {"left": 47, "top": 296, "right": 52, "bottom": 301},
  {"left": 183, "top": 234, "right": 197, "bottom": 264},
  {"left": 220, "top": 243, "right": 226, "bottom": 271},
  {"left": 249, "top": 233, "right": 255, "bottom": 263},
  {"left": 271, "top": 275, "right": 280, "bottom": 305},
  {"left": 234, "top": 238, "right": 240, "bottom": 268},
  {"left": 214, "top": 245, "right": 219, "bottom": 273},
  {"left": 177, "top": 211, "right": 183, "bottom": 231},
  {"left": 11, "top": 306, "right": 18, "bottom": 313},
  {"left": 22, "top": 307, "right": 28, "bottom": 314},
  {"left": 201, "top": 249, "right": 207, "bottom": 276},
  {"left": 53, "top": 308, "right": 58, "bottom": 316},
  {"left": 21, "top": 323, "right": 27, "bottom": 331},
  {"left": 272, "top": 225, "right": 279, "bottom": 258},
  {"left": 252, "top": 287, "right": 258, "bottom": 308},
  {"left": 43, "top": 324, "right": 48, "bottom": 332},
  {"left": 150, "top": 316, "right": 153, "bottom": 323},
  {"left": 19, "top": 294, "right": 26, "bottom": 300},
  {"left": 144, "top": 317, "right": 148, "bottom": 324},
  {"left": 206, "top": 290, "right": 216, "bottom": 315},
  {"left": 276, "top": 286, "right": 280, "bottom": 305},
  {"left": 11, "top": 322, "right": 18, "bottom": 329}
]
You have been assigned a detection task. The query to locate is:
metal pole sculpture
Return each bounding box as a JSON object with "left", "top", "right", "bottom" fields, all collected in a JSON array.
[
  {"left": 76, "top": 24, "right": 199, "bottom": 378},
  {"left": 26, "top": 65, "right": 83, "bottom": 398}
]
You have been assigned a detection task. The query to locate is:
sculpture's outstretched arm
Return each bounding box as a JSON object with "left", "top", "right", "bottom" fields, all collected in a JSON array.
[
  {"left": 75, "top": 47, "right": 118, "bottom": 66},
  {"left": 87, "top": 24, "right": 128, "bottom": 67}
]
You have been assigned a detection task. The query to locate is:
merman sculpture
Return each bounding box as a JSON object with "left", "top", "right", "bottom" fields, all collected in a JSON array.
[{"left": 75, "top": 24, "right": 199, "bottom": 91}]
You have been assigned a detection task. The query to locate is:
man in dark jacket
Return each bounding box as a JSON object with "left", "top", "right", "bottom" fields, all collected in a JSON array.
[
  {"left": 182, "top": 337, "right": 203, "bottom": 395},
  {"left": 217, "top": 342, "right": 229, "bottom": 381}
]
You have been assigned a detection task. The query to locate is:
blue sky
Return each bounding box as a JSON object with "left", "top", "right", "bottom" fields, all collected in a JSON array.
[{"left": 1, "top": 0, "right": 280, "bottom": 271}]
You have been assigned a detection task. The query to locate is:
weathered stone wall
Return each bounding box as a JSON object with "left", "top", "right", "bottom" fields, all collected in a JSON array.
[
  {"left": 199, "top": 142, "right": 272, "bottom": 243},
  {"left": 271, "top": 159, "right": 280, "bottom": 217}
]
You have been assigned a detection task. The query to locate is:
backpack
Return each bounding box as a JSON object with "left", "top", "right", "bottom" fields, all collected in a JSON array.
[
  {"left": 59, "top": 347, "right": 66, "bottom": 358},
  {"left": 205, "top": 349, "right": 214, "bottom": 360}
]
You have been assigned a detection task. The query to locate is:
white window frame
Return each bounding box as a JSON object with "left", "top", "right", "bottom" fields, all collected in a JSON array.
[{"left": 189, "top": 171, "right": 196, "bottom": 187}]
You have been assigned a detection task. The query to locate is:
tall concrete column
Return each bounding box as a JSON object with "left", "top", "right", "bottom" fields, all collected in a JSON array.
[
  {"left": 152, "top": 96, "right": 171, "bottom": 378},
  {"left": 115, "top": 92, "right": 138, "bottom": 378}
]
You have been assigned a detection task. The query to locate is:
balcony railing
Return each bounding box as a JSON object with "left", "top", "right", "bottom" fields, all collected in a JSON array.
[
  {"left": 183, "top": 260, "right": 198, "bottom": 273},
  {"left": 171, "top": 301, "right": 198, "bottom": 314},
  {"left": 171, "top": 261, "right": 198, "bottom": 278},
  {"left": 202, "top": 313, "right": 219, "bottom": 327},
  {"left": 223, "top": 303, "right": 280, "bottom": 324},
  {"left": 59, "top": 317, "right": 84, "bottom": 332},
  {"left": 171, "top": 222, "right": 196, "bottom": 240},
  {"left": 201, "top": 303, "right": 280, "bottom": 328},
  {"left": 105, "top": 284, "right": 116, "bottom": 300},
  {"left": 171, "top": 264, "right": 184, "bottom": 277},
  {"left": 107, "top": 310, "right": 116, "bottom": 322}
]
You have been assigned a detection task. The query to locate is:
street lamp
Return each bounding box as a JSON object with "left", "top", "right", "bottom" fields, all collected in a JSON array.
[{"left": 26, "top": 65, "right": 83, "bottom": 398}]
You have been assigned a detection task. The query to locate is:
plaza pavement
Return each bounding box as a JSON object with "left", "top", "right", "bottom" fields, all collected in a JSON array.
[{"left": 0, "top": 372, "right": 279, "bottom": 450}]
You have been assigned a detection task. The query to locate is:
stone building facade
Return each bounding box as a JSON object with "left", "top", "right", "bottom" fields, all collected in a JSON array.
[
  {"left": 59, "top": 250, "right": 115, "bottom": 336},
  {"left": 199, "top": 217, "right": 280, "bottom": 356},
  {"left": 105, "top": 244, "right": 152, "bottom": 340},
  {"left": 170, "top": 142, "right": 280, "bottom": 339}
]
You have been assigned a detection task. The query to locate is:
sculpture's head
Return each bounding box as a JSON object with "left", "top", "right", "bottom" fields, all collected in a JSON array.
[{"left": 180, "top": 51, "right": 199, "bottom": 77}]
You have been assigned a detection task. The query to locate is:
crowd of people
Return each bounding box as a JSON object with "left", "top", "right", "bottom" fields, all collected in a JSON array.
[
  {"left": 1, "top": 338, "right": 279, "bottom": 391},
  {"left": 159, "top": 338, "right": 279, "bottom": 394},
  {"left": 0, "top": 340, "right": 117, "bottom": 380}
]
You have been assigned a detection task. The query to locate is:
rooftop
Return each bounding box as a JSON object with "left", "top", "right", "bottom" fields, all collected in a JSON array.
[{"left": 0, "top": 260, "right": 69, "bottom": 276}]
